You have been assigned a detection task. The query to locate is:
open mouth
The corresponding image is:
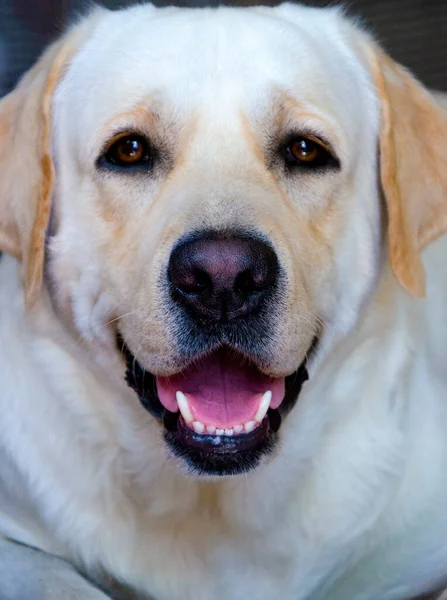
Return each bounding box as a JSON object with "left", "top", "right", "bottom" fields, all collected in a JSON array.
[{"left": 118, "top": 337, "right": 309, "bottom": 476}]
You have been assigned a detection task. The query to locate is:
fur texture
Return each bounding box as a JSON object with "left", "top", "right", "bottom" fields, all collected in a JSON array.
[{"left": 0, "top": 3, "right": 447, "bottom": 599}]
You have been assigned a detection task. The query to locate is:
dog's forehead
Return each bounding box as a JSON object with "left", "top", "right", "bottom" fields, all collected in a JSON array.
[{"left": 59, "top": 4, "right": 368, "bottom": 143}]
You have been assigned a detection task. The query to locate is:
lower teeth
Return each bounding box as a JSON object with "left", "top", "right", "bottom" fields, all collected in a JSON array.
[{"left": 164, "top": 410, "right": 281, "bottom": 435}]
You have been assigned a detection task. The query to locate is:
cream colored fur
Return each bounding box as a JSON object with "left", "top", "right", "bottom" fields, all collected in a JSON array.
[{"left": 0, "top": 3, "right": 447, "bottom": 599}]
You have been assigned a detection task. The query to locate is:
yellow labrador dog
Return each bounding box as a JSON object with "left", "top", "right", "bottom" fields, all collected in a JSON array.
[{"left": 1, "top": 3, "right": 447, "bottom": 599}]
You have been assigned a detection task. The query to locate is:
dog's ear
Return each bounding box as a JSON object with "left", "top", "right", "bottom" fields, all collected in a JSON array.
[
  {"left": 368, "top": 47, "right": 447, "bottom": 297},
  {"left": 0, "top": 12, "right": 103, "bottom": 307}
]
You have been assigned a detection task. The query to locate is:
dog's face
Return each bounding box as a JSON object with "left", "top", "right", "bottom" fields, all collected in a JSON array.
[{"left": 1, "top": 3, "right": 447, "bottom": 476}]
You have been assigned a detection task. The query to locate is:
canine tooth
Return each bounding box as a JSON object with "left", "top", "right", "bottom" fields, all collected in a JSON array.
[
  {"left": 233, "top": 425, "right": 243, "bottom": 434},
  {"left": 254, "top": 391, "right": 272, "bottom": 423},
  {"left": 206, "top": 425, "right": 216, "bottom": 434},
  {"left": 193, "top": 421, "right": 205, "bottom": 434},
  {"left": 216, "top": 429, "right": 225, "bottom": 436},
  {"left": 224, "top": 428, "right": 234, "bottom": 436},
  {"left": 244, "top": 421, "right": 256, "bottom": 433},
  {"left": 176, "top": 391, "right": 194, "bottom": 424}
]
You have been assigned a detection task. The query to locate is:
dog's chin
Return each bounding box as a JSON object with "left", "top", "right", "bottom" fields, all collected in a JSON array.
[{"left": 117, "top": 336, "right": 310, "bottom": 477}]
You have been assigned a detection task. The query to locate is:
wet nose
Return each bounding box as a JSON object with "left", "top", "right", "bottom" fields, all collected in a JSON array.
[{"left": 169, "top": 233, "right": 278, "bottom": 323}]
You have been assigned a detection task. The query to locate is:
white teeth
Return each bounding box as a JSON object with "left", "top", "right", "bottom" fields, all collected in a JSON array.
[
  {"left": 193, "top": 421, "right": 205, "bottom": 434},
  {"left": 254, "top": 391, "right": 272, "bottom": 423},
  {"left": 176, "top": 391, "right": 194, "bottom": 424},
  {"left": 175, "top": 390, "right": 272, "bottom": 437},
  {"left": 244, "top": 421, "right": 256, "bottom": 433}
]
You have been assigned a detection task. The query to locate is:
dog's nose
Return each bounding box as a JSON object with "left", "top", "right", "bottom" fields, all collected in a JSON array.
[{"left": 169, "top": 234, "right": 278, "bottom": 322}]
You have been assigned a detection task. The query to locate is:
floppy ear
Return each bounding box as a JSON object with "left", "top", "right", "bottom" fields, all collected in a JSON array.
[
  {"left": 369, "top": 47, "right": 447, "bottom": 298},
  {"left": 0, "top": 12, "right": 102, "bottom": 307}
]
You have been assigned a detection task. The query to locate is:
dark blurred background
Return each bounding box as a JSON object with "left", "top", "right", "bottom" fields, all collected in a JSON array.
[{"left": 0, "top": 0, "right": 446, "bottom": 97}]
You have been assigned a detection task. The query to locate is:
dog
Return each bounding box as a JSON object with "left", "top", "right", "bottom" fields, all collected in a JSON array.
[{"left": 1, "top": 2, "right": 447, "bottom": 599}]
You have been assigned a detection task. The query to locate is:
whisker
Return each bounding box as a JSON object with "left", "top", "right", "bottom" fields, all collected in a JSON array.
[{"left": 100, "top": 310, "right": 138, "bottom": 330}]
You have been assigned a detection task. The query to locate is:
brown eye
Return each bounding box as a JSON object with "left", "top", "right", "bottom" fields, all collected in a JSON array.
[
  {"left": 284, "top": 136, "right": 338, "bottom": 170},
  {"left": 290, "top": 138, "right": 320, "bottom": 162},
  {"left": 102, "top": 135, "right": 152, "bottom": 168}
]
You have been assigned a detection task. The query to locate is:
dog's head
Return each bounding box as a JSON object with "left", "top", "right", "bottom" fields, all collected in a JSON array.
[{"left": 1, "top": 3, "right": 446, "bottom": 476}]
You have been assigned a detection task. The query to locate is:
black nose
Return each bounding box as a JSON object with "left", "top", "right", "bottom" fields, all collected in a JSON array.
[{"left": 169, "top": 233, "right": 278, "bottom": 323}]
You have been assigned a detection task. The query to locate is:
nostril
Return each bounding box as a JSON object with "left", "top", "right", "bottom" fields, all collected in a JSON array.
[
  {"left": 191, "top": 273, "right": 209, "bottom": 295},
  {"left": 234, "top": 269, "right": 258, "bottom": 298},
  {"left": 173, "top": 269, "right": 212, "bottom": 296},
  {"left": 234, "top": 253, "right": 277, "bottom": 298}
]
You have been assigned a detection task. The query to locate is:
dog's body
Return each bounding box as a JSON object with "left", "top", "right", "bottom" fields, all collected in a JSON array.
[
  {"left": 2, "top": 240, "right": 447, "bottom": 600},
  {"left": 1, "top": 4, "right": 447, "bottom": 600}
]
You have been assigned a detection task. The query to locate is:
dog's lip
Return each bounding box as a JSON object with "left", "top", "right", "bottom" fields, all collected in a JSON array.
[
  {"left": 117, "top": 335, "right": 310, "bottom": 474},
  {"left": 118, "top": 335, "right": 309, "bottom": 426},
  {"left": 164, "top": 412, "right": 279, "bottom": 476}
]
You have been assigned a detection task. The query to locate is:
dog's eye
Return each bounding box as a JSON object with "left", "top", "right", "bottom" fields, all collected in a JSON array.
[
  {"left": 102, "top": 135, "right": 152, "bottom": 168},
  {"left": 284, "top": 136, "right": 338, "bottom": 170}
]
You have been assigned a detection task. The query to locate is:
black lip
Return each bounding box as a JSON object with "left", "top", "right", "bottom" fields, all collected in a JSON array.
[
  {"left": 165, "top": 416, "right": 277, "bottom": 476},
  {"left": 117, "top": 335, "right": 309, "bottom": 476}
]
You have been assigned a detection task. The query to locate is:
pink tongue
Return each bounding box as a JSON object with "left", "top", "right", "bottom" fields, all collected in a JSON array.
[{"left": 156, "top": 351, "right": 285, "bottom": 428}]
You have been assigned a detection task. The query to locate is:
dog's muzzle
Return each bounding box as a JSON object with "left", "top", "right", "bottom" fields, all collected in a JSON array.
[{"left": 118, "top": 231, "right": 312, "bottom": 476}]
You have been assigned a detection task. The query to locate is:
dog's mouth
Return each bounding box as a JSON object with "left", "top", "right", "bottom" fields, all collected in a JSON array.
[{"left": 118, "top": 337, "right": 309, "bottom": 476}]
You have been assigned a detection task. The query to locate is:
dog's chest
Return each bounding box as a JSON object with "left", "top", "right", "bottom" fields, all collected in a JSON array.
[
  {"left": 98, "top": 511, "right": 447, "bottom": 600},
  {"left": 88, "top": 437, "right": 447, "bottom": 600},
  {"left": 90, "top": 491, "right": 304, "bottom": 600}
]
